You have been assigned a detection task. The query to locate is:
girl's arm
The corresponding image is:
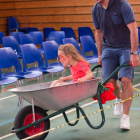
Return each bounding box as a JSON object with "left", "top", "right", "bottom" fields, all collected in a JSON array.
[
  {"left": 59, "top": 75, "right": 73, "bottom": 81},
  {"left": 78, "top": 70, "right": 93, "bottom": 84}
]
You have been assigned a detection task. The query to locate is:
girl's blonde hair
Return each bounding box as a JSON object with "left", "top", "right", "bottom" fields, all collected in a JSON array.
[{"left": 58, "top": 43, "right": 86, "bottom": 62}]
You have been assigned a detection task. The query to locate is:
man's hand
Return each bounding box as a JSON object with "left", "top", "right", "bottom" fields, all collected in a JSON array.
[
  {"left": 98, "top": 56, "right": 102, "bottom": 65},
  {"left": 130, "top": 55, "right": 140, "bottom": 67}
]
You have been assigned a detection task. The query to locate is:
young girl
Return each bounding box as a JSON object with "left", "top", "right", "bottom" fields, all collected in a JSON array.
[{"left": 50, "top": 43, "right": 93, "bottom": 87}]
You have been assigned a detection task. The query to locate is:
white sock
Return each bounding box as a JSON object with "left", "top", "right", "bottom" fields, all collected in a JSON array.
[
  {"left": 117, "top": 98, "right": 122, "bottom": 102},
  {"left": 123, "top": 114, "right": 129, "bottom": 118}
]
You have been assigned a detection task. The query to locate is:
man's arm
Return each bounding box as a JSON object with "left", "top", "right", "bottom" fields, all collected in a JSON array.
[
  {"left": 95, "top": 29, "right": 103, "bottom": 65},
  {"left": 121, "top": 1, "right": 139, "bottom": 66},
  {"left": 127, "top": 22, "right": 139, "bottom": 67},
  {"left": 91, "top": 6, "right": 103, "bottom": 64}
]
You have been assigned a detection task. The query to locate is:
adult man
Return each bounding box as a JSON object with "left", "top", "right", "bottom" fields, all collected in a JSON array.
[{"left": 91, "top": 0, "right": 139, "bottom": 129}]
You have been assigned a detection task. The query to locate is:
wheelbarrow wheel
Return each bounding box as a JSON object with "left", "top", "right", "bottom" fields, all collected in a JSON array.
[{"left": 14, "top": 105, "right": 50, "bottom": 140}]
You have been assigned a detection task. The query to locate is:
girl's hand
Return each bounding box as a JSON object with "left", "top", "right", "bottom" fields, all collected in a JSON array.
[
  {"left": 78, "top": 78, "right": 84, "bottom": 84},
  {"left": 59, "top": 77, "right": 66, "bottom": 81}
]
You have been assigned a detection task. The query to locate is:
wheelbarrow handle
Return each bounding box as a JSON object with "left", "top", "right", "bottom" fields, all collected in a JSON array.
[
  {"left": 102, "top": 62, "right": 132, "bottom": 86},
  {"left": 91, "top": 64, "right": 102, "bottom": 72},
  {"left": 10, "top": 127, "right": 18, "bottom": 133}
]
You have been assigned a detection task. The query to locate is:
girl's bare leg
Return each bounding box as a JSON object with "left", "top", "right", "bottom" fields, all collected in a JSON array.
[
  {"left": 50, "top": 80, "right": 69, "bottom": 87},
  {"left": 55, "top": 82, "right": 69, "bottom": 86}
]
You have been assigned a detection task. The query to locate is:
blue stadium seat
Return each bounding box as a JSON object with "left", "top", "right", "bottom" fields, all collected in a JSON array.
[
  {"left": 2, "top": 36, "right": 22, "bottom": 59},
  {"left": 19, "top": 34, "right": 34, "bottom": 45},
  {"left": 60, "top": 27, "right": 76, "bottom": 40},
  {"left": 0, "top": 47, "right": 42, "bottom": 82},
  {"left": 0, "top": 32, "right": 5, "bottom": 45},
  {"left": 80, "top": 35, "right": 98, "bottom": 64},
  {"left": 29, "top": 31, "right": 44, "bottom": 54},
  {"left": 47, "top": 31, "right": 65, "bottom": 45},
  {"left": 10, "top": 31, "right": 23, "bottom": 44},
  {"left": 42, "top": 41, "right": 64, "bottom": 74},
  {"left": 63, "top": 38, "right": 82, "bottom": 54},
  {"left": 43, "top": 27, "right": 55, "bottom": 41},
  {"left": 8, "top": 17, "right": 27, "bottom": 34},
  {"left": 78, "top": 27, "right": 95, "bottom": 43}
]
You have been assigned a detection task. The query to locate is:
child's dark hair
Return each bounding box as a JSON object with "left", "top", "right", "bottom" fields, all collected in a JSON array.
[{"left": 59, "top": 43, "right": 86, "bottom": 62}]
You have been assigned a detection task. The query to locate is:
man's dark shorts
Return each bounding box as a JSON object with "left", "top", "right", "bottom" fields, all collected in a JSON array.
[{"left": 101, "top": 46, "right": 134, "bottom": 81}]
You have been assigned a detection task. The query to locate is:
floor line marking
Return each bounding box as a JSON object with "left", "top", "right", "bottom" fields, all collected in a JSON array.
[
  {"left": 133, "top": 83, "right": 140, "bottom": 88},
  {"left": 134, "top": 72, "right": 140, "bottom": 74},
  {"left": 0, "top": 119, "right": 15, "bottom": 126},
  {"left": 0, "top": 95, "right": 16, "bottom": 101},
  {"left": 133, "top": 87, "right": 140, "bottom": 92},
  {"left": 0, "top": 133, "right": 15, "bottom": 139}
]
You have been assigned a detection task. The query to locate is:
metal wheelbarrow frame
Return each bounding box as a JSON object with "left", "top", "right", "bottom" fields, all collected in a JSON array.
[{"left": 9, "top": 63, "right": 131, "bottom": 140}]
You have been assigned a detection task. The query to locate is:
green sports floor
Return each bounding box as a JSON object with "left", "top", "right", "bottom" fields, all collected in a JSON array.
[{"left": 0, "top": 63, "right": 140, "bottom": 140}]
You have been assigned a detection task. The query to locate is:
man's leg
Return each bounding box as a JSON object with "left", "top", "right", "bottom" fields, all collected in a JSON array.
[
  {"left": 108, "top": 79, "right": 123, "bottom": 116},
  {"left": 119, "top": 77, "right": 133, "bottom": 129},
  {"left": 121, "top": 77, "right": 133, "bottom": 115},
  {"left": 108, "top": 79, "right": 121, "bottom": 99},
  {"left": 101, "top": 47, "right": 123, "bottom": 116}
]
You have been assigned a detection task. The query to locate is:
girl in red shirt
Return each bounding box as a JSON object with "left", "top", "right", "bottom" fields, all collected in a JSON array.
[{"left": 50, "top": 43, "right": 93, "bottom": 87}]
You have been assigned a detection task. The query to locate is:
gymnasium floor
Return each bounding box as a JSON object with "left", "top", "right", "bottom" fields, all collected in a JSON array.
[{"left": 0, "top": 64, "right": 140, "bottom": 140}]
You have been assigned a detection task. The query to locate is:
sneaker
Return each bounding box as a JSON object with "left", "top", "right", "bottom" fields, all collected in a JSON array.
[
  {"left": 114, "top": 98, "right": 123, "bottom": 116},
  {"left": 120, "top": 114, "right": 130, "bottom": 129}
]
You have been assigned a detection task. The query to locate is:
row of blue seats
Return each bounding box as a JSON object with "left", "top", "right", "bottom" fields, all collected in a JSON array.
[
  {"left": 7, "top": 17, "right": 95, "bottom": 42},
  {"left": 0, "top": 35, "right": 98, "bottom": 87},
  {"left": 43, "top": 27, "right": 95, "bottom": 43},
  {"left": 2, "top": 32, "right": 98, "bottom": 64},
  {"left": 0, "top": 41, "right": 65, "bottom": 88},
  {"left": 0, "top": 26, "right": 95, "bottom": 45}
]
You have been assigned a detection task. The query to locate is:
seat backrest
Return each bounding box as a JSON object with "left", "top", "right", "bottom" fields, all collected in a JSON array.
[
  {"left": 80, "top": 35, "right": 98, "bottom": 57},
  {"left": 10, "top": 31, "right": 23, "bottom": 44},
  {"left": 19, "top": 34, "right": 34, "bottom": 45},
  {"left": 43, "top": 27, "right": 55, "bottom": 41},
  {"left": 29, "top": 31, "right": 43, "bottom": 45},
  {"left": 60, "top": 27, "right": 76, "bottom": 40},
  {"left": 20, "top": 44, "right": 44, "bottom": 72},
  {"left": 0, "top": 47, "right": 22, "bottom": 72},
  {"left": 0, "top": 32, "right": 5, "bottom": 44},
  {"left": 47, "top": 31, "right": 65, "bottom": 45},
  {"left": 42, "top": 41, "right": 59, "bottom": 67},
  {"left": 2, "top": 36, "right": 21, "bottom": 54},
  {"left": 63, "top": 38, "right": 82, "bottom": 54},
  {"left": 138, "top": 28, "right": 140, "bottom": 44},
  {"left": 78, "top": 27, "right": 95, "bottom": 42},
  {"left": 0, "top": 67, "right": 3, "bottom": 78},
  {"left": 25, "top": 27, "right": 39, "bottom": 33},
  {"left": 8, "top": 17, "right": 20, "bottom": 34}
]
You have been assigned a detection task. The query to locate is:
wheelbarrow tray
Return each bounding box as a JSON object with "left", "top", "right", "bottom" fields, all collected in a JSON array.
[{"left": 8, "top": 78, "right": 100, "bottom": 111}]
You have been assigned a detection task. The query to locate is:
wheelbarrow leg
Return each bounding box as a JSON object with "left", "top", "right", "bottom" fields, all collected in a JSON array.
[
  {"left": 0, "top": 85, "right": 2, "bottom": 93},
  {"left": 63, "top": 103, "right": 80, "bottom": 126},
  {"left": 31, "top": 97, "right": 35, "bottom": 122},
  {"left": 73, "top": 92, "right": 105, "bottom": 129}
]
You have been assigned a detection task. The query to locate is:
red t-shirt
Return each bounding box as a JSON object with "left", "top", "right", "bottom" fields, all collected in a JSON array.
[{"left": 70, "top": 61, "right": 90, "bottom": 83}]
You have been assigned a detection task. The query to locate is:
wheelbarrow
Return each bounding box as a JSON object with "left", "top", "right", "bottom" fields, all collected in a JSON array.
[{"left": 8, "top": 63, "right": 131, "bottom": 140}]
